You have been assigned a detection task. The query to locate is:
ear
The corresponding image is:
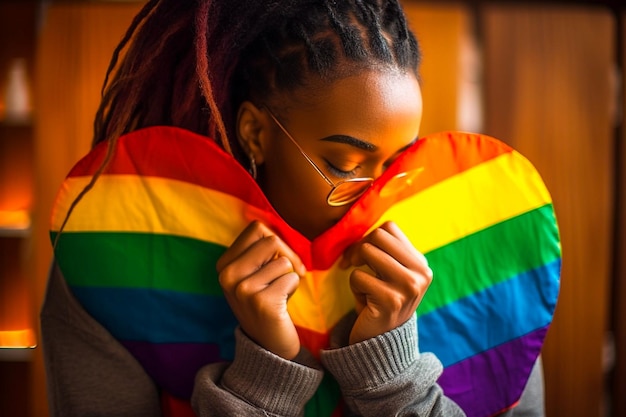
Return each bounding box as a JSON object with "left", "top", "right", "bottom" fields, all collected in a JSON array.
[{"left": 236, "top": 101, "right": 269, "bottom": 165}]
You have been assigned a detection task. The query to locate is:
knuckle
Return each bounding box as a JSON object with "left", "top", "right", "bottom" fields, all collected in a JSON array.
[
  {"left": 218, "top": 266, "right": 237, "bottom": 290},
  {"left": 234, "top": 279, "right": 255, "bottom": 299},
  {"left": 424, "top": 269, "right": 434, "bottom": 284},
  {"left": 358, "top": 242, "right": 374, "bottom": 257},
  {"left": 249, "top": 219, "right": 265, "bottom": 231},
  {"left": 406, "top": 272, "right": 428, "bottom": 296},
  {"left": 249, "top": 292, "right": 272, "bottom": 317},
  {"left": 369, "top": 227, "right": 386, "bottom": 241},
  {"left": 387, "top": 293, "right": 406, "bottom": 311},
  {"left": 263, "top": 234, "right": 281, "bottom": 248},
  {"left": 273, "top": 255, "right": 292, "bottom": 270}
]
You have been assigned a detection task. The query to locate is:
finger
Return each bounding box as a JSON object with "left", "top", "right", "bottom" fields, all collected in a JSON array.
[
  {"left": 341, "top": 224, "right": 405, "bottom": 268},
  {"left": 259, "top": 269, "right": 301, "bottom": 303},
  {"left": 232, "top": 256, "right": 300, "bottom": 298},
  {"left": 349, "top": 268, "right": 397, "bottom": 312},
  {"left": 378, "top": 222, "right": 429, "bottom": 268},
  {"left": 220, "top": 236, "right": 304, "bottom": 293},
  {"left": 216, "top": 221, "right": 272, "bottom": 272},
  {"left": 354, "top": 223, "right": 430, "bottom": 277},
  {"left": 217, "top": 221, "right": 306, "bottom": 276}
]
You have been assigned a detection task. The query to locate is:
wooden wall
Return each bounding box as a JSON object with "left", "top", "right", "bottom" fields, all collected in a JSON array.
[
  {"left": 405, "top": 3, "right": 619, "bottom": 415},
  {"left": 613, "top": 12, "right": 626, "bottom": 417},
  {"left": 17, "top": 2, "right": 625, "bottom": 417},
  {"left": 481, "top": 5, "right": 616, "bottom": 417},
  {"left": 403, "top": 3, "right": 472, "bottom": 135}
]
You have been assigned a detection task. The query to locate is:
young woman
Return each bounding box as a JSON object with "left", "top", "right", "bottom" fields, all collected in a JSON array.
[{"left": 42, "top": 1, "right": 547, "bottom": 416}]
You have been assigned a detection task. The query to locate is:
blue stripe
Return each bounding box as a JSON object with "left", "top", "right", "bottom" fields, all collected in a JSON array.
[
  {"left": 70, "top": 258, "right": 560, "bottom": 362},
  {"left": 418, "top": 259, "right": 561, "bottom": 366},
  {"left": 70, "top": 286, "right": 238, "bottom": 344}
]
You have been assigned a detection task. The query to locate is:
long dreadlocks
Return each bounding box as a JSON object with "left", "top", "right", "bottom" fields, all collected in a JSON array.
[{"left": 95, "top": 0, "right": 420, "bottom": 155}]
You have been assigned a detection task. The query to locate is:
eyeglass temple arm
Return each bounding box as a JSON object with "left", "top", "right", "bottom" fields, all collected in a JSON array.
[{"left": 263, "top": 108, "right": 336, "bottom": 187}]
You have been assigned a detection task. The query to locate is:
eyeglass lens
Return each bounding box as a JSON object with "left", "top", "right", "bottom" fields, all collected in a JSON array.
[
  {"left": 328, "top": 167, "right": 424, "bottom": 206},
  {"left": 379, "top": 167, "right": 425, "bottom": 198},
  {"left": 327, "top": 178, "right": 373, "bottom": 206}
]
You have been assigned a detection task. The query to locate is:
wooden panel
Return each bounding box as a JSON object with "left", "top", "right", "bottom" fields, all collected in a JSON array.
[
  {"left": 0, "top": 361, "right": 30, "bottom": 417},
  {"left": 482, "top": 6, "right": 615, "bottom": 417},
  {"left": 402, "top": 2, "right": 471, "bottom": 135},
  {"left": 612, "top": 13, "right": 626, "bottom": 417},
  {"left": 30, "top": 3, "right": 144, "bottom": 416}
]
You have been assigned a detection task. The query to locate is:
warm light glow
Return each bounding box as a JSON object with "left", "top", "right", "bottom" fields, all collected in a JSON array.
[
  {"left": 0, "top": 328, "right": 36, "bottom": 348},
  {"left": 0, "top": 209, "right": 30, "bottom": 234}
]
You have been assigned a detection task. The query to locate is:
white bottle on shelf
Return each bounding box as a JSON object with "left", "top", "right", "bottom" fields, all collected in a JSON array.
[{"left": 3, "top": 58, "right": 32, "bottom": 124}]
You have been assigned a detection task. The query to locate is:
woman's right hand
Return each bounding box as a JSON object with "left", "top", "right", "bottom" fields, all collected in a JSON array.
[{"left": 216, "top": 220, "right": 306, "bottom": 360}]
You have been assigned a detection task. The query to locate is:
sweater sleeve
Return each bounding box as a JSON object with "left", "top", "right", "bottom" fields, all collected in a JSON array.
[
  {"left": 40, "top": 262, "right": 161, "bottom": 417},
  {"left": 497, "top": 356, "right": 546, "bottom": 416},
  {"left": 43, "top": 262, "right": 324, "bottom": 417},
  {"left": 320, "top": 314, "right": 466, "bottom": 417},
  {"left": 192, "top": 328, "right": 324, "bottom": 416}
]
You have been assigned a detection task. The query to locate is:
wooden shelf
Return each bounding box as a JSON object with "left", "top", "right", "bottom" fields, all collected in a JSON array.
[
  {"left": 0, "top": 348, "right": 33, "bottom": 362},
  {"left": 0, "top": 329, "right": 36, "bottom": 361},
  {"left": 0, "top": 117, "right": 32, "bottom": 127}
]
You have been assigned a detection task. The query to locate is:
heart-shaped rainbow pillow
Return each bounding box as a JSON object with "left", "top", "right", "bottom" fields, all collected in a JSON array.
[{"left": 50, "top": 126, "right": 560, "bottom": 417}]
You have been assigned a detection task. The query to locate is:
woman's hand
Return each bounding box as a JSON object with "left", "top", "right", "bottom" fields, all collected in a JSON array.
[
  {"left": 216, "top": 220, "right": 306, "bottom": 360},
  {"left": 341, "top": 221, "right": 433, "bottom": 345}
]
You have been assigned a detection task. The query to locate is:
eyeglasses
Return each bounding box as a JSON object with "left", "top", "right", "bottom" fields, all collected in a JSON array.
[{"left": 264, "top": 107, "right": 424, "bottom": 207}]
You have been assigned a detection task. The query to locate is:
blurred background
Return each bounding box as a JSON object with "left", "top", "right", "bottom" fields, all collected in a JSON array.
[{"left": 0, "top": 0, "right": 624, "bottom": 416}]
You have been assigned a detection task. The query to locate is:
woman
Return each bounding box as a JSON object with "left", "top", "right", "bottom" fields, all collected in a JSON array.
[{"left": 42, "top": 1, "right": 546, "bottom": 416}]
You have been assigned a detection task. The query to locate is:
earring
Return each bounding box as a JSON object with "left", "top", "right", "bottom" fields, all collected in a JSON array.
[{"left": 248, "top": 153, "right": 257, "bottom": 180}]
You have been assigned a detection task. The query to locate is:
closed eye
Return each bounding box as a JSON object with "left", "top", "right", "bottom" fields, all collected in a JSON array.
[{"left": 324, "top": 160, "right": 360, "bottom": 179}]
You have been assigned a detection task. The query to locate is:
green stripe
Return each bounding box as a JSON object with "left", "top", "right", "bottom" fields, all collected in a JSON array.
[
  {"left": 51, "top": 204, "right": 559, "bottom": 305},
  {"left": 419, "top": 203, "right": 560, "bottom": 316},
  {"left": 52, "top": 231, "right": 227, "bottom": 295},
  {"left": 304, "top": 373, "right": 341, "bottom": 417}
]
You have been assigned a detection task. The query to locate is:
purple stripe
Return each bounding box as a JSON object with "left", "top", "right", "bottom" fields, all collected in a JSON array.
[
  {"left": 438, "top": 326, "right": 548, "bottom": 417},
  {"left": 122, "top": 340, "right": 224, "bottom": 399}
]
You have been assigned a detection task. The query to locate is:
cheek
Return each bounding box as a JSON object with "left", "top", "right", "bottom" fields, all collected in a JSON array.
[{"left": 261, "top": 150, "right": 343, "bottom": 239}]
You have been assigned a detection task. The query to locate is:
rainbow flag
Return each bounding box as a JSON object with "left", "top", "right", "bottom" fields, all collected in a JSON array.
[{"left": 50, "top": 126, "right": 560, "bottom": 417}]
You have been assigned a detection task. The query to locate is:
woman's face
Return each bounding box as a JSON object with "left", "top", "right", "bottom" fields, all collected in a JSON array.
[{"left": 248, "top": 69, "right": 422, "bottom": 240}]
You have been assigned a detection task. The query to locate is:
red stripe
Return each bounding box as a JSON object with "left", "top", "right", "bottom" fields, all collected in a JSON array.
[
  {"left": 296, "top": 325, "right": 331, "bottom": 360},
  {"left": 68, "top": 126, "right": 268, "bottom": 209},
  {"left": 161, "top": 392, "right": 196, "bottom": 417}
]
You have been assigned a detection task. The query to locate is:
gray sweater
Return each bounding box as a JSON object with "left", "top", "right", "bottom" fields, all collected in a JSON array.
[{"left": 41, "top": 263, "right": 543, "bottom": 416}]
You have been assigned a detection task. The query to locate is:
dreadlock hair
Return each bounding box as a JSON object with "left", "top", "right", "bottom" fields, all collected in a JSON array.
[
  {"left": 94, "top": 0, "right": 420, "bottom": 152},
  {"left": 55, "top": 0, "right": 421, "bottom": 245}
]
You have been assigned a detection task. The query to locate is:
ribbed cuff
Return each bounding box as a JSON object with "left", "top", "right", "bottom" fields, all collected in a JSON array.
[
  {"left": 221, "top": 328, "right": 323, "bottom": 416},
  {"left": 320, "top": 315, "right": 419, "bottom": 393}
]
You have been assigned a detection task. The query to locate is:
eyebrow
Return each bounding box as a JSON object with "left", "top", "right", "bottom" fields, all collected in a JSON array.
[
  {"left": 320, "top": 135, "right": 418, "bottom": 154},
  {"left": 319, "top": 135, "right": 378, "bottom": 152}
]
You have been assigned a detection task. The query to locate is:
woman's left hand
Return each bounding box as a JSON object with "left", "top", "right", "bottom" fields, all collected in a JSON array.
[{"left": 341, "top": 221, "right": 433, "bottom": 345}]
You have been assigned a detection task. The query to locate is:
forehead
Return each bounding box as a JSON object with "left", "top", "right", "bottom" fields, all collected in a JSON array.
[{"left": 275, "top": 69, "right": 423, "bottom": 147}]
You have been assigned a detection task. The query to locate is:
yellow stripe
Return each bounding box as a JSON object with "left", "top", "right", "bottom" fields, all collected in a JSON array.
[
  {"left": 373, "top": 151, "right": 553, "bottom": 253},
  {"left": 51, "top": 175, "right": 266, "bottom": 248}
]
